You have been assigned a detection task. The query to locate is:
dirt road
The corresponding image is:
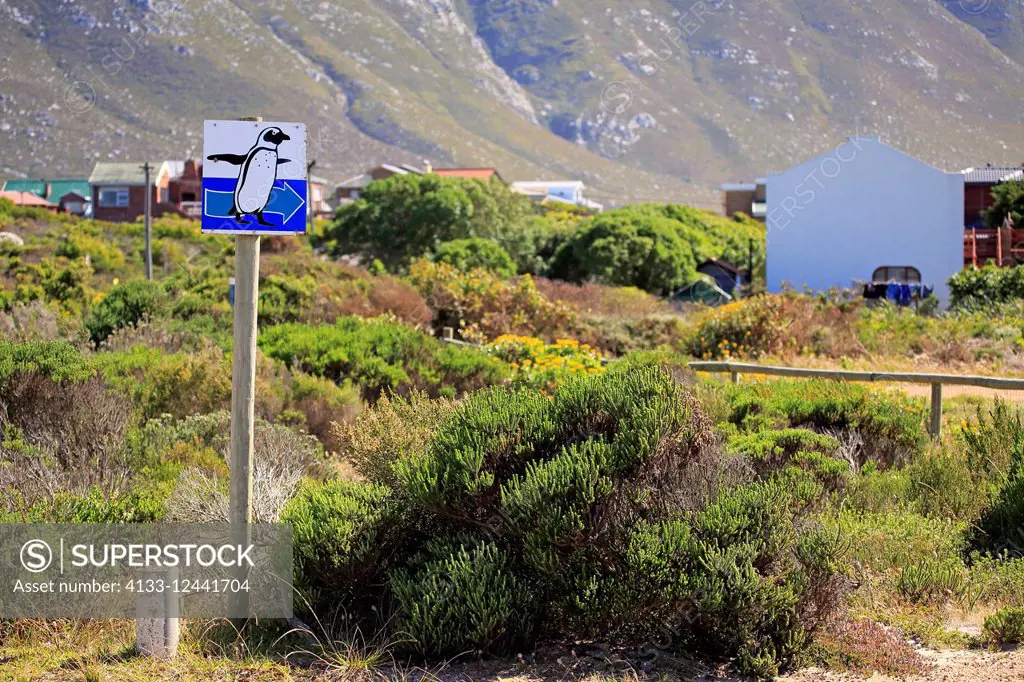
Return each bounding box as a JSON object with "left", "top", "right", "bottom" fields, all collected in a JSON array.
[{"left": 783, "top": 647, "right": 1024, "bottom": 682}]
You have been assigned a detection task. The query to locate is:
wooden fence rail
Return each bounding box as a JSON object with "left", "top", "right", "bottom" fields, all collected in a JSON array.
[{"left": 688, "top": 361, "right": 1024, "bottom": 439}]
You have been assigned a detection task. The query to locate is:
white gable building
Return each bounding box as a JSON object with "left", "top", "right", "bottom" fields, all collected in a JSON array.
[{"left": 766, "top": 137, "right": 963, "bottom": 305}]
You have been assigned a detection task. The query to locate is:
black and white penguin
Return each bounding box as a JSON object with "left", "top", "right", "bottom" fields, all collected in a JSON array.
[{"left": 207, "top": 126, "right": 291, "bottom": 226}]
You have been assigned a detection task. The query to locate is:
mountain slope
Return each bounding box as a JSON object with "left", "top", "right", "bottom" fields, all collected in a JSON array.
[{"left": 1, "top": 0, "right": 1023, "bottom": 207}]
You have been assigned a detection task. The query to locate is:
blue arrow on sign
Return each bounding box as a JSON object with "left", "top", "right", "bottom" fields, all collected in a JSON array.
[{"left": 204, "top": 183, "right": 306, "bottom": 224}]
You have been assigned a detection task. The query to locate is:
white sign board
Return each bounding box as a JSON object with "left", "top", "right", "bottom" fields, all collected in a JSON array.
[{"left": 202, "top": 120, "right": 307, "bottom": 235}]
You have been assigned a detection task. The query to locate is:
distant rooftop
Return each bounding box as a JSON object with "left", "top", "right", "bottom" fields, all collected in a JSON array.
[
  {"left": 89, "top": 162, "right": 167, "bottom": 185},
  {"left": 2, "top": 178, "right": 90, "bottom": 200},
  {"left": 961, "top": 166, "right": 1024, "bottom": 184},
  {"left": 0, "top": 190, "right": 56, "bottom": 207},
  {"left": 434, "top": 168, "right": 503, "bottom": 181}
]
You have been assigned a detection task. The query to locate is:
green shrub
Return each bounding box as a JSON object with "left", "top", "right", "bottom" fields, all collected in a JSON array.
[
  {"left": 684, "top": 294, "right": 790, "bottom": 359},
  {"left": 332, "top": 391, "right": 457, "bottom": 488},
  {"left": 55, "top": 232, "right": 127, "bottom": 274},
  {"left": 1, "top": 486, "right": 167, "bottom": 523},
  {"left": 970, "top": 437, "right": 1024, "bottom": 558},
  {"left": 724, "top": 380, "right": 927, "bottom": 468},
  {"left": 0, "top": 341, "right": 134, "bottom": 503},
  {"left": 550, "top": 212, "right": 696, "bottom": 294},
  {"left": 431, "top": 238, "right": 516, "bottom": 277},
  {"left": 622, "top": 481, "right": 844, "bottom": 678},
  {"left": 391, "top": 541, "right": 530, "bottom": 656},
  {"left": 379, "top": 369, "right": 841, "bottom": 673},
  {"left": 281, "top": 479, "right": 404, "bottom": 617},
  {"left": 95, "top": 343, "right": 232, "bottom": 419},
  {"left": 896, "top": 557, "right": 970, "bottom": 604},
  {"left": 727, "top": 428, "right": 851, "bottom": 497},
  {"left": 408, "top": 260, "right": 575, "bottom": 343},
  {"left": 86, "top": 280, "right": 169, "bottom": 346},
  {"left": 0, "top": 339, "right": 94, "bottom": 384},
  {"left": 983, "top": 607, "right": 1024, "bottom": 645},
  {"left": 949, "top": 264, "right": 1024, "bottom": 309},
  {"left": 259, "top": 316, "right": 508, "bottom": 400},
  {"left": 259, "top": 274, "right": 316, "bottom": 325}
]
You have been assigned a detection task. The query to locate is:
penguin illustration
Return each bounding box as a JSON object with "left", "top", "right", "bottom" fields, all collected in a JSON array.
[{"left": 207, "top": 126, "right": 291, "bottom": 226}]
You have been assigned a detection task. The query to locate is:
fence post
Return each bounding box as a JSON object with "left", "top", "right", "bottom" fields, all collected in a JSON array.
[
  {"left": 730, "top": 371, "right": 739, "bottom": 385},
  {"left": 929, "top": 383, "right": 943, "bottom": 440},
  {"left": 442, "top": 327, "right": 454, "bottom": 342}
]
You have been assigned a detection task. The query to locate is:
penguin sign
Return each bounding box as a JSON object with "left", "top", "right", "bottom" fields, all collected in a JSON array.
[{"left": 202, "top": 120, "right": 308, "bottom": 235}]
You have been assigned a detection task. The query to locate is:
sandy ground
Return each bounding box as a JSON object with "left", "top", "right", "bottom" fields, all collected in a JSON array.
[
  {"left": 891, "top": 383, "right": 1024, "bottom": 403},
  {"left": 783, "top": 647, "right": 1024, "bottom": 682}
]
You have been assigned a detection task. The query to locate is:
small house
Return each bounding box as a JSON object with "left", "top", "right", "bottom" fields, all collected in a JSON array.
[
  {"left": 765, "top": 137, "right": 963, "bottom": 305},
  {"left": 720, "top": 180, "right": 766, "bottom": 222},
  {"left": 696, "top": 258, "right": 748, "bottom": 296},
  {"left": 962, "top": 164, "right": 1024, "bottom": 229},
  {"left": 511, "top": 180, "right": 603, "bottom": 212},
  {"left": 58, "top": 191, "right": 89, "bottom": 216},
  {"left": 1, "top": 178, "right": 91, "bottom": 214}
]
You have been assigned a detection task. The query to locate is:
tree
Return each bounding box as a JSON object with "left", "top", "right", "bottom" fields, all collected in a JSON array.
[
  {"left": 322, "top": 174, "right": 475, "bottom": 272},
  {"left": 550, "top": 213, "right": 696, "bottom": 294},
  {"left": 431, "top": 238, "right": 516, "bottom": 277},
  {"left": 320, "top": 174, "right": 539, "bottom": 274},
  {"left": 985, "top": 180, "right": 1024, "bottom": 229}
]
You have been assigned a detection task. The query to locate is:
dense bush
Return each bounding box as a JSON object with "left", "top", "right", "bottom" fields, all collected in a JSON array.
[
  {"left": 55, "top": 232, "right": 127, "bottom": 274},
  {"left": 282, "top": 479, "right": 404, "bottom": 618},
  {"left": 550, "top": 212, "right": 696, "bottom": 294},
  {"left": 727, "top": 428, "right": 851, "bottom": 496},
  {"left": 408, "top": 260, "right": 576, "bottom": 343},
  {"left": 0, "top": 341, "right": 134, "bottom": 505},
  {"left": 321, "top": 174, "right": 536, "bottom": 273},
  {"left": 1, "top": 487, "right": 166, "bottom": 523},
  {"left": 983, "top": 607, "right": 1024, "bottom": 645},
  {"left": 722, "top": 380, "right": 927, "bottom": 468},
  {"left": 685, "top": 295, "right": 791, "bottom": 359},
  {"left": 970, "top": 430, "right": 1024, "bottom": 558},
  {"left": 96, "top": 343, "right": 232, "bottom": 419},
  {"left": 332, "top": 390, "right": 457, "bottom": 488},
  {"left": 289, "top": 368, "right": 843, "bottom": 677},
  {"left": 549, "top": 204, "right": 764, "bottom": 295},
  {"left": 259, "top": 315, "right": 508, "bottom": 400},
  {"left": 86, "top": 279, "right": 169, "bottom": 346},
  {"left": 983, "top": 179, "right": 1024, "bottom": 229},
  {"left": 948, "top": 265, "right": 1024, "bottom": 309},
  {"left": 431, "top": 238, "right": 516, "bottom": 277}
]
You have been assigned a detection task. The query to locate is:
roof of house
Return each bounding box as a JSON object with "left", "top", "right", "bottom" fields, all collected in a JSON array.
[
  {"left": 375, "top": 164, "right": 415, "bottom": 176},
  {"left": 2, "top": 179, "right": 46, "bottom": 197},
  {"left": 0, "top": 190, "right": 57, "bottom": 207},
  {"left": 48, "top": 179, "right": 91, "bottom": 199},
  {"left": 59, "top": 191, "right": 89, "bottom": 202},
  {"left": 512, "top": 180, "right": 585, "bottom": 190},
  {"left": 961, "top": 166, "right": 1024, "bottom": 184},
  {"left": 336, "top": 174, "right": 373, "bottom": 191},
  {"left": 1, "top": 178, "right": 90, "bottom": 200},
  {"left": 698, "top": 258, "right": 744, "bottom": 275},
  {"left": 89, "top": 161, "right": 167, "bottom": 185},
  {"left": 435, "top": 168, "right": 503, "bottom": 182}
]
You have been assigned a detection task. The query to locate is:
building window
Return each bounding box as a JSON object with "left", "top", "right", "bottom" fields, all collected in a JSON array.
[
  {"left": 159, "top": 188, "right": 169, "bottom": 203},
  {"left": 872, "top": 266, "right": 921, "bottom": 283},
  {"left": 98, "top": 187, "right": 129, "bottom": 208}
]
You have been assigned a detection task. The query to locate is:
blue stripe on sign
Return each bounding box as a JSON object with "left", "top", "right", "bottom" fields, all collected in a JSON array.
[{"left": 201, "top": 176, "right": 307, "bottom": 234}]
